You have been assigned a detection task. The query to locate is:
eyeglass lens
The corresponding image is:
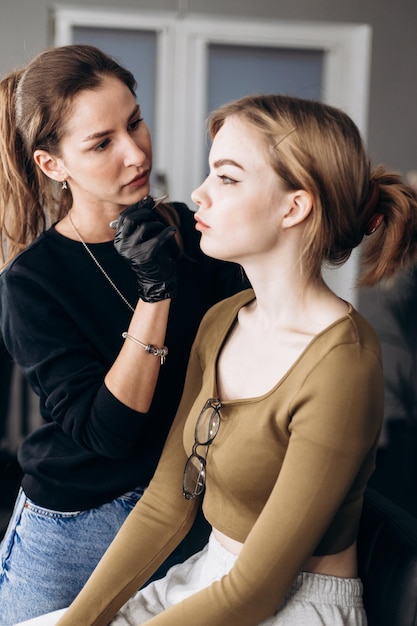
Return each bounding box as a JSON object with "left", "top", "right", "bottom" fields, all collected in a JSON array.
[
  {"left": 195, "top": 401, "right": 221, "bottom": 444},
  {"left": 183, "top": 454, "right": 206, "bottom": 498},
  {"left": 183, "top": 398, "right": 221, "bottom": 500}
]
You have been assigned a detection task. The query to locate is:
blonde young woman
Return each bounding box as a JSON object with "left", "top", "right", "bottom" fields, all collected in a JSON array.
[
  {"left": 18, "top": 94, "right": 417, "bottom": 626},
  {"left": 0, "top": 45, "right": 247, "bottom": 624}
]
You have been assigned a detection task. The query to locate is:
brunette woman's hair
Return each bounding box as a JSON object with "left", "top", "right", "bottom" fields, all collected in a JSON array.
[
  {"left": 208, "top": 94, "right": 417, "bottom": 287},
  {"left": 0, "top": 44, "right": 181, "bottom": 266}
]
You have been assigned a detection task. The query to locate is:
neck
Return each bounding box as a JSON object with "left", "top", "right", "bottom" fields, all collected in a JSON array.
[
  {"left": 242, "top": 261, "right": 344, "bottom": 335},
  {"left": 57, "top": 209, "right": 118, "bottom": 243}
]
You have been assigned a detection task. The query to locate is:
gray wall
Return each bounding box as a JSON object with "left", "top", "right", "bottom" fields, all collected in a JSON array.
[{"left": 1, "top": 0, "right": 416, "bottom": 178}]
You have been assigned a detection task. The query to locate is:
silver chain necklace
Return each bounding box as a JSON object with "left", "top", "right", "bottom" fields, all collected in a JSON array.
[{"left": 68, "top": 211, "right": 135, "bottom": 313}]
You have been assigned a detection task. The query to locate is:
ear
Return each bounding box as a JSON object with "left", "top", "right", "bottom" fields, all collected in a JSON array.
[
  {"left": 281, "top": 190, "right": 312, "bottom": 229},
  {"left": 33, "top": 149, "right": 67, "bottom": 184}
]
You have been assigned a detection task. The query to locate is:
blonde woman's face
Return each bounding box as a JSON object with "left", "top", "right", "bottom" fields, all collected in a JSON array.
[
  {"left": 191, "top": 115, "right": 293, "bottom": 265},
  {"left": 57, "top": 75, "right": 152, "bottom": 212}
]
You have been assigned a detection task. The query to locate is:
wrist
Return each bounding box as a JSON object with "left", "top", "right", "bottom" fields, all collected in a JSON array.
[
  {"left": 122, "top": 332, "right": 168, "bottom": 365},
  {"left": 137, "top": 279, "right": 177, "bottom": 302}
]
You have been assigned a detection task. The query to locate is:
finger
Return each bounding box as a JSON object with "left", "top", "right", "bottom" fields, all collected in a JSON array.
[
  {"left": 120, "top": 196, "right": 155, "bottom": 220},
  {"left": 156, "top": 226, "right": 177, "bottom": 247},
  {"left": 118, "top": 208, "right": 155, "bottom": 232},
  {"left": 129, "top": 221, "right": 166, "bottom": 246},
  {"left": 116, "top": 209, "right": 158, "bottom": 239},
  {"left": 138, "top": 226, "right": 177, "bottom": 258},
  {"left": 123, "top": 207, "right": 156, "bottom": 224},
  {"left": 117, "top": 217, "right": 138, "bottom": 239}
]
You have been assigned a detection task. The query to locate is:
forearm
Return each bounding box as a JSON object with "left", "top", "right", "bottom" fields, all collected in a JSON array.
[
  {"left": 55, "top": 407, "right": 199, "bottom": 626},
  {"left": 105, "top": 298, "right": 171, "bottom": 413}
]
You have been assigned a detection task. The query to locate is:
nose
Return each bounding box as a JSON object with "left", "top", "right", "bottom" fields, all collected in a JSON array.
[
  {"left": 123, "top": 134, "right": 149, "bottom": 168},
  {"left": 191, "top": 179, "right": 208, "bottom": 208}
]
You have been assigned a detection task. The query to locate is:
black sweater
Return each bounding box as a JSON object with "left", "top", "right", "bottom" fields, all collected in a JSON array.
[{"left": 0, "top": 203, "right": 246, "bottom": 511}]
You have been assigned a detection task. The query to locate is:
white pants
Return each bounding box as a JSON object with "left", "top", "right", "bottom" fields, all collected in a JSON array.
[{"left": 113, "top": 533, "right": 367, "bottom": 625}]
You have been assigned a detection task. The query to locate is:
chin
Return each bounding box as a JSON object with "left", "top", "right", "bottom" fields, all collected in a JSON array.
[
  {"left": 131, "top": 185, "right": 151, "bottom": 204},
  {"left": 200, "top": 239, "right": 234, "bottom": 263}
]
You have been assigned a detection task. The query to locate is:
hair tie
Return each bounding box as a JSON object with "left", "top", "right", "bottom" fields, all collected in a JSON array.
[{"left": 362, "top": 181, "right": 383, "bottom": 235}]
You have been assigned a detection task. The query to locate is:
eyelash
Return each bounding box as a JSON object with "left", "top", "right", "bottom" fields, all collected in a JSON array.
[
  {"left": 218, "top": 174, "right": 238, "bottom": 185},
  {"left": 128, "top": 117, "right": 143, "bottom": 131},
  {"left": 93, "top": 117, "right": 143, "bottom": 151},
  {"left": 94, "top": 139, "right": 110, "bottom": 152}
]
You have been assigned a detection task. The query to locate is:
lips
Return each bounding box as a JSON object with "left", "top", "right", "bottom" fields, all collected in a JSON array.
[
  {"left": 126, "top": 170, "right": 149, "bottom": 187},
  {"left": 194, "top": 214, "right": 210, "bottom": 230}
]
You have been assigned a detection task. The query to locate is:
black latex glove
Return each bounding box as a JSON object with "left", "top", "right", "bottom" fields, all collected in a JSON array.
[{"left": 114, "top": 196, "right": 177, "bottom": 302}]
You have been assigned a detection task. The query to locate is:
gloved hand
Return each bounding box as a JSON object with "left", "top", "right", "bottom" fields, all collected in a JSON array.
[{"left": 114, "top": 196, "right": 177, "bottom": 302}]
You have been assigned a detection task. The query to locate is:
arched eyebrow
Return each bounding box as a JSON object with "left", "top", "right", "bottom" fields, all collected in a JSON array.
[
  {"left": 82, "top": 104, "right": 141, "bottom": 143},
  {"left": 212, "top": 158, "right": 244, "bottom": 170}
]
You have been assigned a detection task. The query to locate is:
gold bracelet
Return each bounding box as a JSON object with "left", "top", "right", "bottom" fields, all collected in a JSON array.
[{"left": 122, "top": 332, "right": 168, "bottom": 365}]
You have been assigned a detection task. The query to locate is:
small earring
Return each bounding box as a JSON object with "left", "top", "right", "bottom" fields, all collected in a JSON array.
[{"left": 61, "top": 180, "right": 68, "bottom": 190}]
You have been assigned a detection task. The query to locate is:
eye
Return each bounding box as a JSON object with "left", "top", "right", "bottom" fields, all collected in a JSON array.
[
  {"left": 128, "top": 117, "right": 143, "bottom": 132},
  {"left": 93, "top": 138, "right": 110, "bottom": 152},
  {"left": 218, "top": 174, "right": 238, "bottom": 185}
]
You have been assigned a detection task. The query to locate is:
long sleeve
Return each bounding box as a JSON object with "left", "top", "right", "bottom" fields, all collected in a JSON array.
[
  {"left": 55, "top": 341, "right": 205, "bottom": 626},
  {"left": 0, "top": 251, "right": 147, "bottom": 459}
]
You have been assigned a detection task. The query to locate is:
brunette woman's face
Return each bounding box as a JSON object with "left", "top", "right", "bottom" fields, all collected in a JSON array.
[
  {"left": 57, "top": 75, "right": 152, "bottom": 212},
  {"left": 191, "top": 115, "right": 292, "bottom": 265}
]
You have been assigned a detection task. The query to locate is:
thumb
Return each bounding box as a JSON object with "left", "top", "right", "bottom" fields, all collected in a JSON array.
[{"left": 153, "top": 226, "right": 177, "bottom": 249}]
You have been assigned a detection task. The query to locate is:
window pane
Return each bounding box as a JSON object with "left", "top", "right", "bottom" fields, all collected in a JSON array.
[{"left": 207, "top": 44, "right": 323, "bottom": 114}]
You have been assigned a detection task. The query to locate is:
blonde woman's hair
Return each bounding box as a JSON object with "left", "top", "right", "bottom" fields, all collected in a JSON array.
[{"left": 208, "top": 94, "right": 417, "bottom": 287}]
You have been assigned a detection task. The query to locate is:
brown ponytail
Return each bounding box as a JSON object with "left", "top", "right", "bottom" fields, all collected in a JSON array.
[
  {"left": 0, "top": 69, "right": 47, "bottom": 266},
  {"left": 358, "top": 165, "right": 417, "bottom": 287}
]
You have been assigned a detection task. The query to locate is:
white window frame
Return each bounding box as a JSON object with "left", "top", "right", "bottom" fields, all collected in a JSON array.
[{"left": 53, "top": 6, "right": 372, "bottom": 302}]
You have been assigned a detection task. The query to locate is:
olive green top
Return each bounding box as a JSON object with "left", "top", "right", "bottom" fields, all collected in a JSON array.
[{"left": 57, "top": 289, "right": 383, "bottom": 626}]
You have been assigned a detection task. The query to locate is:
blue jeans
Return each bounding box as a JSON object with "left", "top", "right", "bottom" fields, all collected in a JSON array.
[{"left": 0, "top": 487, "right": 190, "bottom": 625}]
